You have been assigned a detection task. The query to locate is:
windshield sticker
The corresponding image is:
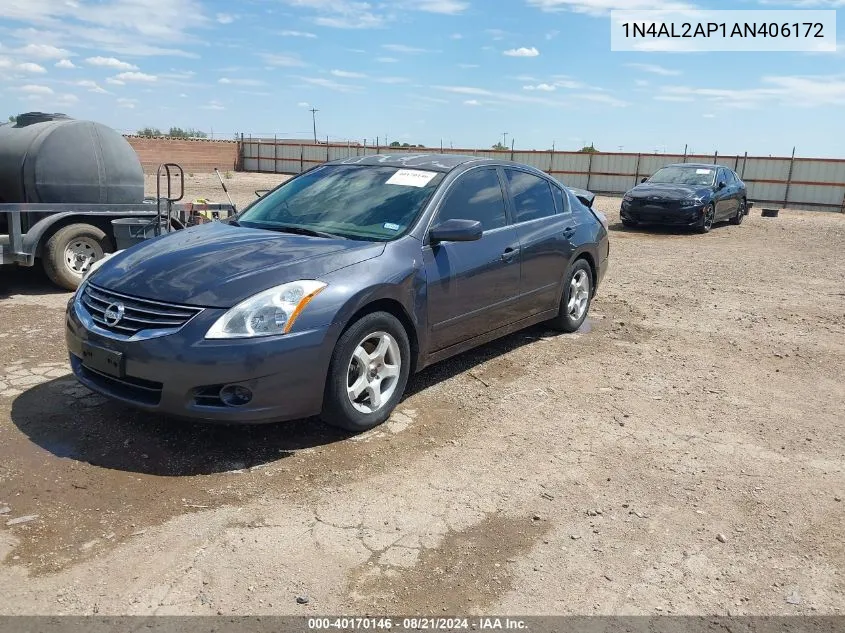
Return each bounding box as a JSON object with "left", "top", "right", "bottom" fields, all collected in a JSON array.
[
  {"left": 383, "top": 222, "right": 400, "bottom": 231},
  {"left": 386, "top": 169, "right": 438, "bottom": 187},
  {"left": 696, "top": 168, "right": 713, "bottom": 174}
]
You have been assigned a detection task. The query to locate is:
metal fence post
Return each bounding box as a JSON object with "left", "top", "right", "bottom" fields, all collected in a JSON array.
[
  {"left": 273, "top": 134, "right": 278, "bottom": 174},
  {"left": 741, "top": 151, "right": 748, "bottom": 179},
  {"left": 784, "top": 146, "right": 796, "bottom": 209},
  {"left": 326, "top": 136, "right": 330, "bottom": 162},
  {"left": 510, "top": 139, "right": 515, "bottom": 162},
  {"left": 300, "top": 145, "right": 304, "bottom": 173},
  {"left": 714, "top": 150, "right": 718, "bottom": 164},
  {"left": 634, "top": 153, "right": 641, "bottom": 187},
  {"left": 586, "top": 151, "right": 594, "bottom": 191},
  {"left": 682, "top": 144, "right": 687, "bottom": 163},
  {"left": 734, "top": 155, "right": 739, "bottom": 171},
  {"left": 256, "top": 137, "right": 262, "bottom": 173}
]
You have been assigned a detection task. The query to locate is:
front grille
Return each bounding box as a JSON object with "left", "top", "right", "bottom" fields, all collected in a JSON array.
[{"left": 81, "top": 283, "right": 203, "bottom": 336}]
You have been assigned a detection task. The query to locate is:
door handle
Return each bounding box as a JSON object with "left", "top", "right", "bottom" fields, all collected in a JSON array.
[
  {"left": 501, "top": 246, "right": 519, "bottom": 262},
  {"left": 563, "top": 226, "right": 576, "bottom": 238}
]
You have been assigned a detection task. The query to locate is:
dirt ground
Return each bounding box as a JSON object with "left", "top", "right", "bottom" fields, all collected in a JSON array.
[{"left": 0, "top": 172, "right": 843, "bottom": 616}]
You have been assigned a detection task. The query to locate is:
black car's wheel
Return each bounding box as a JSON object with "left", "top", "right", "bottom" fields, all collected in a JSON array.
[
  {"left": 698, "top": 203, "right": 715, "bottom": 234},
  {"left": 621, "top": 217, "right": 637, "bottom": 229},
  {"left": 548, "top": 259, "right": 593, "bottom": 333},
  {"left": 321, "top": 311, "right": 411, "bottom": 432},
  {"left": 730, "top": 199, "right": 746, "bottom": 225}
]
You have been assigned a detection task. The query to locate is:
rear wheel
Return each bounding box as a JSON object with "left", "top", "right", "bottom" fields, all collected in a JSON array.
[
  {"left": 321, "top": 311, "right": 411, "bottom": 432},
  {"left": 698, "top": 203, "right": 715, "bottom": 234},
  {"left": 548, "top": 259, "right": 593, "bottom": 333},
  {"left": 42, "top": 223, "right": 112, "bottom": 291},
  {"left": 621, "top": 217, "right": 637, "bottom": 229}
]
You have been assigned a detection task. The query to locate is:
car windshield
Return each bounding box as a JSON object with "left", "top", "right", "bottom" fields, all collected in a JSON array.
[
  {"left": 648, "top": 166, "right": 715, "bottom": 186},
  {"left": 237, "top": 164, "right": 445, "bottom": 241}
]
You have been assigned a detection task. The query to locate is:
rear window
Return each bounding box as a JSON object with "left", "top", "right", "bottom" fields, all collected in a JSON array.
[{"left": 238, "top": 164, "right": 444, "bottom": 241}]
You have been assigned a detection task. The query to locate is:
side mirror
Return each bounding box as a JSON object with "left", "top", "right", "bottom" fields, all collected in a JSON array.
[
  {"left": 640, "top": 177, "right": 648, "bottom": 183},
  {"left": 429, "top": 219, "right": 483, "bottom": 244},
  {"left": 717, "top": 181, "right": 726, "bottom": 189}
]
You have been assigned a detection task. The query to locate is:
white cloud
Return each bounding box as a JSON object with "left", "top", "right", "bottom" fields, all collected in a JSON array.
[
  {"left": 296, "top": 76, "right": 363, "bottom": 93},
  {"left": 117, "top": 98, "right": 136, "bottom": 108},
  {"left": 458, "top": 63, "right": 479, "bottom": 68},
  {"left": 17, "top": 44, "right": 71, "bottom": 59},
  {"left": 56, "top": 93, "right": 79, "bottom": 105},
  {"left": 434, "top": 84, "right": 566, "bottom": 107},
  {"left": 114, "top": 71, "right": 157, "bottom": 82},
  {"left": 331, "top": 69, "right": 367, "bottom": 78},
  {"left": 375, "top": 76, "right": 409, "bottom": 84},
  {"left": 86, "top": 56, "right": 138, "bottom": 70},
  {"left": 582, "top": 93, "right": 628, "bottom": 107},
  {"left": 17, "top": 62, "right": 47, "bottom": 73},
  {"left": 298, "top": 101, "right": 311, "bottom": 107},
  {"left": 216, "top": 13, "right": 236, "bottom": 23},
  {"left": 77, "top": 79, "right": 109, "bottom": 93},
  {"left": 382, "top": 44, "right": 430, "bottom": 54},
  {"left": 626, "top": 62, "right": 681, "bottom": 76},
  {"left": 105, "top": 77, "right": 125, "bottom": 85},
  {"left": 526, "top": 0, "right": 695, "bottom": 16},
  {"left": 20, "top": 84, "right": 54, "bottom": 94},
  {"left": 655, "top": 75, "right": 845, "bottom": 109},
  {"left": 634, "top": 78, "right": 649, "bottom": 87},
  {"left": 55, "top": 59, "right": 76, "bottom": 69},
  {"left": 523, "top": 83, "right": 556, "bottom": 91},
  {"left": 703, "top": 113, "right": 715, "bottom": 118},
  {"left": 450, "top": 33, "right": 463, "bottom": 40},
  {"left": 463, "top": 99, "right": 481, "bottom": 105},
  {"left": 282, "top": 0, "right": 465, "bottom": 28},
  {"left": 486, "top": 29, "right": 508, "bottom": 40},
  {"left": 376, "top": 57, "right": 398, "bottom": 63},
  {"left": 414, "top": 0, "right": 468, "bottom": 13},
  {"left": 280, "top": 30, "right": 318, "bottom": 38},
  {"left": 503, "top": 47, "right": 539, "bottom": 57},
  {"left": 202, "top": 100, "right": 225, "bottom": 110},
  {"left": 218, "top": 77, "right": 265, "bottom": 86},
  {"left": 546, "top": 30, "right": 560, "bottom": 40},
  {"left": 260, "top": 53, "right": 306, "bottom": 67}
]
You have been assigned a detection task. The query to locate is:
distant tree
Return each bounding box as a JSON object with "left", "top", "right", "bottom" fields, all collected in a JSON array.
[
  {"left": 137, "top": 127, "right": 162, "bottom": 137},
  {"left": 577, "top": 143, "right": 598, "bottom": 153},
  {"left": 389, "top": 141, "right": 401, "bottom": 147},
  {"left": 492, "top": 142, "right": 507, "bottom": 150},
  {"left": 168, "top": 127, "right": 208, "bottom": 139},
  {"left": 8, "top": 115, "right": 18, "bottom": 124}
]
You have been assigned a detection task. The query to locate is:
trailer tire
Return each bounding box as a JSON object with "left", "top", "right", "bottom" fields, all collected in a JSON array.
[{"left": 42, "top": 223, "right": 113, "bottom": 291}]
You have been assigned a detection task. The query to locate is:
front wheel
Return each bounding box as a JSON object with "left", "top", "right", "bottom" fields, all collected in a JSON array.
[
  {"left": 321, "top": 311, "right": 411, "bottom": 432},
  {"left": 548, "top": 259, "right": 593, "bottom": 333},
  {"left": 698, "top": 203, "right": 715, "bottom": 234}
]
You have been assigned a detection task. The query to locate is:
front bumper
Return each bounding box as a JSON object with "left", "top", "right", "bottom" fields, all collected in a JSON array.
[
  {"left": 621, "top": 202, "right": 705, "bottom": 227},
  {"left": 65, "top": 296, "right": 338, "bottom": 423}
]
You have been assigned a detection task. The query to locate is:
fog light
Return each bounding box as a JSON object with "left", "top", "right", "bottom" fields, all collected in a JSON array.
[{"left": 219, "top": 384, "right": 253, "bottom": 407}]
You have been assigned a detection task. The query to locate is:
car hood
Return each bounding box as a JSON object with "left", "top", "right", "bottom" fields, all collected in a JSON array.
[
  {"left": 89, "top": 222, "right": 386, "bottom": 307},
  {"left": 627, "top": 183, "right": 712, "bottom": 200}
]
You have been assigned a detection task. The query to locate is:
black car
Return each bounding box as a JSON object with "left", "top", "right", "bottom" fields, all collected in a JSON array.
[
  {"left": 620, "top": 163, "right": 748, "bottom": 233},
  {"left": 67, "top": 154, "right": 610, "bottom": 431}
]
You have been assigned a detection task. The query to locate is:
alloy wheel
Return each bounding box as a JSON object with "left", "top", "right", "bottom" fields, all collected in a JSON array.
[
  {"left": 568, "top": 269, "right": 590, "bottom": 320},
  {"left": 346, "top": 331, "right": 401, "bottom": 414}
]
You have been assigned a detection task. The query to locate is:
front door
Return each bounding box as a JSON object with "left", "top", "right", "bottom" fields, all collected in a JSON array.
[{"left": 423, "top": 167, "right": 521, "bottom": 351}]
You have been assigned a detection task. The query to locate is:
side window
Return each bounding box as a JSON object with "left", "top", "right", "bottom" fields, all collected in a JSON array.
[
  {"left": 505, "top": 169, "right": 557, "bottom": 223},
  {"left": 552, "top": 185, "right": 570, "bottom": 215},
  {"left": 436, "top": 168, "right": 507, "bottom": 231}
]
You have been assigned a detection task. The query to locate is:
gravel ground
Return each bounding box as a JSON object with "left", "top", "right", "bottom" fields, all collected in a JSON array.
[{"left": 0, "top": 172, "right": 843, "bottom": 615}]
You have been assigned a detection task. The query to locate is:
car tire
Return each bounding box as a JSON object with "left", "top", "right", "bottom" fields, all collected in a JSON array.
[
  {"left": 698, "top": 203, "right": 715, "bottom": 234},
  {"left": 621, "top": 218, "right": 637, "bottom": 229},
  {"left": 42, "top": 223, "right": 112, "bottom": 291},
  {"left": 548, "top": 258, "right": 593, "bottom": 333},
  {"left": 730, "top": 199, "right": 746, "bottom": 225},
  {"left": 320, "top": 311, "right": 411, "bottom": 432}
]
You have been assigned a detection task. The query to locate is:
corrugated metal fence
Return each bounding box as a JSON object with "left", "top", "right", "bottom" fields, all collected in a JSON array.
[{"left": 239, "top": 140, "right": 845, "bottom": 213}]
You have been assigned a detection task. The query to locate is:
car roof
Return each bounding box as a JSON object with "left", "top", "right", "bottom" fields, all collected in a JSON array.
[
  {"left": 664, "top": 162, "right": 724, "bottom": 169},
  {"left": 327, "top": 152, "right": 511, "bottom": 173}
]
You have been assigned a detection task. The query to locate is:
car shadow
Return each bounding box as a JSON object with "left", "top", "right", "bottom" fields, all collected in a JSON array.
[
  {"left": 0, "top": 265, "right": 69, "bottom": 299},
  {"left": 607, "top": 221, "right": 730, "bottom": 235},
  {"left": 9, "top": 323, "right": 564, "bottom": 476}
]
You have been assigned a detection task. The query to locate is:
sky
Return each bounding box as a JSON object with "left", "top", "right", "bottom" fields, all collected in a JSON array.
[{"left": 1, "top": 0, "right": 844, "bottom": 157}]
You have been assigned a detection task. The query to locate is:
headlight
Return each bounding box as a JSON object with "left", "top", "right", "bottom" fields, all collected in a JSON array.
[
  {"left": 680, "top": 198, "right": 704, "bottom": 207},
  {"left": 205, "top": 280, "right": 327, "bottom": 339}
]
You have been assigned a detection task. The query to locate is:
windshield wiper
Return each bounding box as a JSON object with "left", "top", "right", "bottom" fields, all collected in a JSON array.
[{"left": 258, "top": 224, "right": 345, "bottom": 239}]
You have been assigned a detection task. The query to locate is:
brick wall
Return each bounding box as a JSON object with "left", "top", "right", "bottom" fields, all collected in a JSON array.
[{"left": 125, "top": 136, "right": 239, "bottom": 174}]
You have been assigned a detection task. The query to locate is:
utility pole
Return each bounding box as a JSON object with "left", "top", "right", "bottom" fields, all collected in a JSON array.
[
  {"left": 309, "top": 107, "right": 319, "bottom": 143},
  {"left": 502, "top": 132, "right": 508, "bottom": 148}
]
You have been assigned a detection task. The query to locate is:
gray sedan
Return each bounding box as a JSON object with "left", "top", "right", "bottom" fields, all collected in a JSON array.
[{"left": 66, "top": 154, "right": 610, "bottom": 431}]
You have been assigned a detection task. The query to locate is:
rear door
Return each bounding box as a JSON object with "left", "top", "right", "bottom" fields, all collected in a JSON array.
[
  {"left": 423, "top": 166, "right": 522, "bottom": 351},
  {"left": 502, "top": 168, "right": 574, "bottom": 318},
  {"left": 714, "top": 168, "right": 734, "bottom": 219}
]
